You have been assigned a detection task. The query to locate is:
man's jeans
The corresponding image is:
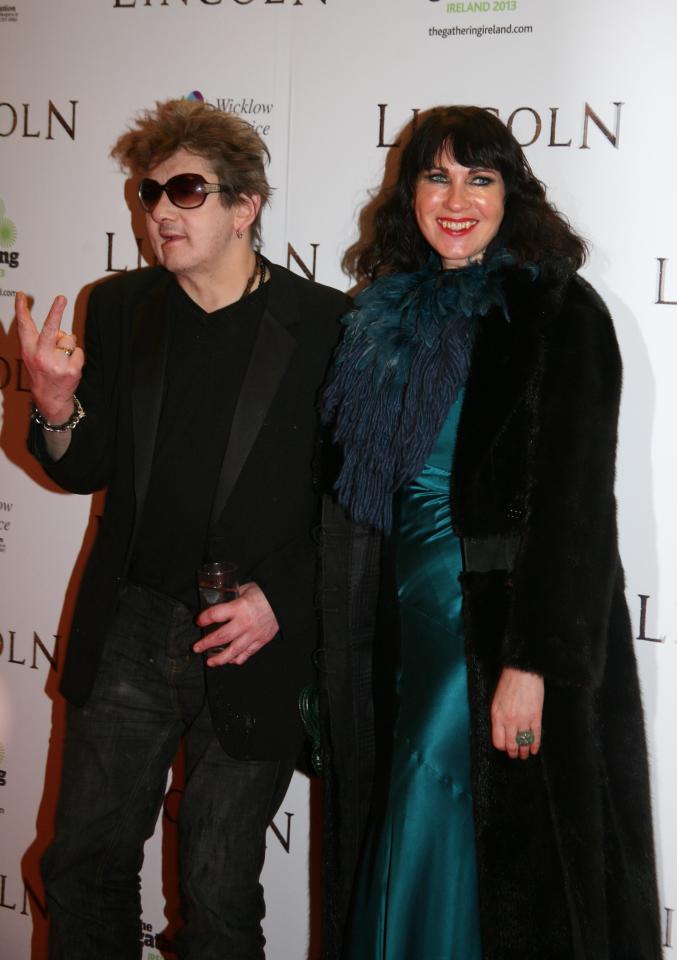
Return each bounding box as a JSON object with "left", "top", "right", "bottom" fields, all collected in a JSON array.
[{"left": 42, "top": 582, "right": 296, "bottom": 960}]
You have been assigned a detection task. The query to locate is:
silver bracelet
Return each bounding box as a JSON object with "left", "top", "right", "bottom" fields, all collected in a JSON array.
[{"left": 31, "top": 395, "right": 86, "bottom": 433}]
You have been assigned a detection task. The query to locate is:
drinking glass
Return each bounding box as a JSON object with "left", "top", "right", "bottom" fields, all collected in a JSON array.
[{"left": 197, "top": 560, "right": 239, "bottom": 655}]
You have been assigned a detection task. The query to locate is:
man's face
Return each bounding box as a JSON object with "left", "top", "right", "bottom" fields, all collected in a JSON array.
[{"left": 144, "top": 148, "right": 240, "bottom": 285}]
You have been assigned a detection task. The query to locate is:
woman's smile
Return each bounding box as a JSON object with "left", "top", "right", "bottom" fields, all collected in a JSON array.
[
  {"left": 436, "top": 217, "right": 479, "bottom": 237},
  {"left": 414, "top": 150, "right": 505, "bottom": 268}
]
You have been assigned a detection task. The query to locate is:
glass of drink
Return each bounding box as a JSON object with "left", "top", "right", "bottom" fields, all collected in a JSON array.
[{"left": 197, "top": 560, "right": 239, "bottom": 654}]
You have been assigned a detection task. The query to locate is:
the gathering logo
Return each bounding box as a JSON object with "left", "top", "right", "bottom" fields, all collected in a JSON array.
[
  {"left": 0, "top": 742, "right": 6, "bottom": 790},
  {"left": 426, "top": 0, "right": 533, "bottom": 36},
  {"left": 427, "top": 0, "right": 527, "bottom": 14},
  {"left": 139, "top": 918, "right": 173, "bottom": 955},
  {"left": 0, "top": 199, "right": 18, "bottom": 278},
  {"left": 0, "top": 5, "right": 18, "bottom": 22},
  {"left": 427, "top": 0, "right": 519, "bottom": 7}
]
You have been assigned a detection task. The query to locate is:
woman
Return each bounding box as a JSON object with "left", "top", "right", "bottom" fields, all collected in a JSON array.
[{"left": 319, "top": 107, "right": 661, "bottom": 960}]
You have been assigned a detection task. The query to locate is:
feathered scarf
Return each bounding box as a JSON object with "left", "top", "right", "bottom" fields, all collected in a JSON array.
[{"left": 322, "top": 252, "right": 525, "bottom": 533}]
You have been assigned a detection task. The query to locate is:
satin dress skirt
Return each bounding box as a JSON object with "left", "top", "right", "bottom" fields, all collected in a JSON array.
[{"left": 345, "top": 396, "right": 482, "bottom": 960}]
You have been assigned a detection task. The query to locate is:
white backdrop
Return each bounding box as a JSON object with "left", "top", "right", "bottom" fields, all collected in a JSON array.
[{"left": 1, "top": 0, "right": 676, "bottom": 956}]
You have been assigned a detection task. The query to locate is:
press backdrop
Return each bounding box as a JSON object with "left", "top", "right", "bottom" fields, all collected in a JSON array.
[{"left": 1, "top": 1, "right": 676, "bottom": 957}]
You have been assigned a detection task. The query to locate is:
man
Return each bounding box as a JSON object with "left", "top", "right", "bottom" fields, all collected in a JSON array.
[{"left": 17, "top": 98, "right": 347, "bottom": 960}]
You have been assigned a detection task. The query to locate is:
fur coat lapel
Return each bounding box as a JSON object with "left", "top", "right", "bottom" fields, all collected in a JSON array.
[
  {"left": 452, "top": 265, "right": 566, "bottom": 539},
  {"left": 456, "top": 267, "right": 548, "bottom": 466}
]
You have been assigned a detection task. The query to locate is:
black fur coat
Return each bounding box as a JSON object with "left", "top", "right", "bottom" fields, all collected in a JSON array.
[{"left": 318, "top": 264, "right": 661, "bottom": 959}]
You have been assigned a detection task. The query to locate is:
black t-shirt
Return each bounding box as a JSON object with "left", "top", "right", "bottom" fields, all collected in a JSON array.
[{"left": 128, "top": 277, "right": 267, "bottom": 610}]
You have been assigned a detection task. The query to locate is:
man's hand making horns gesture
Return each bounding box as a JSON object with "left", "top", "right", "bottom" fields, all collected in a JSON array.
[{"left": 16, "top": 292, "right": 85, "bottom": 456}]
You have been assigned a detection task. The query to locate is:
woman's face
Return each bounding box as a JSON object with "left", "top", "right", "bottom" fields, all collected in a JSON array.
[{"left": 413, "top": 149, "right": 505, "bottom": 269}]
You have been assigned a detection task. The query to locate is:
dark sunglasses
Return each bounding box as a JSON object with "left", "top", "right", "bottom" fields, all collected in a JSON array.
[{"left": 138, "top": 173, "right": 229, "bottom": 212}]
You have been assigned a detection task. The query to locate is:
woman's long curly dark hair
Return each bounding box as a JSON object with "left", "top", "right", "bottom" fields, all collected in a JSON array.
[{"left": 346, "top": 106, "right": 587, "bottom": 282}]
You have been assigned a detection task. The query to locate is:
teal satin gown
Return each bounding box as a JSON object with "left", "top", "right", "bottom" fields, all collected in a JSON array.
[{"left": 345, "top": 394, "right": 482, "bottom": 960}]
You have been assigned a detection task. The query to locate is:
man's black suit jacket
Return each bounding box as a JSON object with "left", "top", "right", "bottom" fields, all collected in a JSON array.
[{"left": 30, "top": 262, "right": 348, "bottom": 760}]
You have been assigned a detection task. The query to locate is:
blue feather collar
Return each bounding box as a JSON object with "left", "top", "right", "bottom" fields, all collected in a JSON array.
[{"left": 322, "top": 252, "right": 530, "bottom": 532}]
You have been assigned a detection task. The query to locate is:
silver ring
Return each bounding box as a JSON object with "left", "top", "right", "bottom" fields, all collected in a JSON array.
[
  {"left": 515, "top": 729, "right": 535, "bottom": 747},
  {"left": 56, "top": 346, "right": 73, "bottom": 358}
]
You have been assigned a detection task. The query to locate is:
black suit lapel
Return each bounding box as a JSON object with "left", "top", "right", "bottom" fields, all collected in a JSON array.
[
  {"left": 131, "top": 274, "right": 172, "bottom": 528},
  {"left": 208, "top": 267, "right": 298, "bottom": 527}
]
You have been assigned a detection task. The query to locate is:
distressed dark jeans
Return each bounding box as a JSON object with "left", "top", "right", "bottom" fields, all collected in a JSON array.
[{"left": 41, "top": 582, "right": 296, "bottom": 960}]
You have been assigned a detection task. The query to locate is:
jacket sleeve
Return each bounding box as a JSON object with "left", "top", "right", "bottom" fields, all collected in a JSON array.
[
  {"left": 248, "top": 533, "right": 318, "bottom": 642},
  {"left": 29, "top": 281, "right": 120, "bottom": 494},
  {"left": 500, "top": 278, "right": 624, "bottom": 689}
]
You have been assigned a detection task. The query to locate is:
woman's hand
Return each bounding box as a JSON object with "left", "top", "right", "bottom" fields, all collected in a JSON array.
[{"left": 490, "top": 666, "right": 544, "bottom": 760}]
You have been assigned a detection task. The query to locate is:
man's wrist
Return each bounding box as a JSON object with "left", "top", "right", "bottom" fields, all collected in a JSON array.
[
  {"left": 31, "top": 395, "right": 85, "bottom": 433},
  {"left": 31, "top": 394, "right": 74, "bottom": 423}
]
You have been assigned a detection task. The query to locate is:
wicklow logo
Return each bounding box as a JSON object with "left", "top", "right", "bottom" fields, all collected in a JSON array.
[
  {"left": 0, "top": 199, "right": 18, "bottom": 277},
  {"left": 0, "top": 497, "right": 11, "bottom": 554},
  {"left": 186, "top": 89, "right": 274, "bottom": 137}
]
